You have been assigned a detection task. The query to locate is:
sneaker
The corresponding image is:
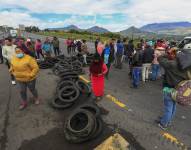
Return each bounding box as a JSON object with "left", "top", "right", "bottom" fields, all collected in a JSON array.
[
  {"left": 34, "top": 99, "right": 40, "bottom": 105},
  {"left": 158, "top": 123, "right": 167, "bottom": 130},
  {"left": 11, "top": 80, "right": 16, "bottom": 85},
  {"left": 19, "top": 102, "right": 27, "bottom": 110}
]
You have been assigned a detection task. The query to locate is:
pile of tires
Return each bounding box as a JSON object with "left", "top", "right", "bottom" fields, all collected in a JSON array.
[
  {"left": 51, "top": 79, "right": 91, "bottom": 109},
  {"left": 52, "top": 57, "right": 84, "bottom": 76},
  {"left": 64, "top": 103, "right": 103, "bottom": 143},
  {"left": 38, "top": 57, "right": 60, "bottom": 69}
]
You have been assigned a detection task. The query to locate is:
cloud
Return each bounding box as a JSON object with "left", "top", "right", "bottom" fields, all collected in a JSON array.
[
  {"left": 1, "top": 0, "right": 130, "bottom": 15},
  {"left": 126, "top": 0, "right": 191, "bottom": 27},
  {"left": 0, "top": 0, "right": 191, "bottom": 31}
]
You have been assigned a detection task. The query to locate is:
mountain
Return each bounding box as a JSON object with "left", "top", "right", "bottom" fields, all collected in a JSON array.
[
  {"left": 140, "top": 22, "right": 191, "bottom": 32},
  {"left": 120, "top": 26, "right": 157, "bottom": 38},
  {"left": 63, "top": 25, "right": 81, "bottom": 31},
  {"left": 154, "top": 27, "right": 191, "bottom": 35},
  {"left": 86, "top": 26, "right": 110, "bottom": 33},
  {"left": 48, "top": 25, "right": 81, "bottom": 31}
]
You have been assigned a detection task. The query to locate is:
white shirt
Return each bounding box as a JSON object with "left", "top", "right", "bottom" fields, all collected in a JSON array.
[{"left": 2, "top": 45, "right": 17, "bottom": 62}]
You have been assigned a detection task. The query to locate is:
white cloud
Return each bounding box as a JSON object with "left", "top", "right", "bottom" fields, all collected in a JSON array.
[
  {"left": 1, "top": 0, "right": 128, "bottom": 15},
  {"left": 126, "top": 0, "right": 191, "bottom": 27},
  {"left": 0, "top": 0, "right": 191, "bottom": 31}
]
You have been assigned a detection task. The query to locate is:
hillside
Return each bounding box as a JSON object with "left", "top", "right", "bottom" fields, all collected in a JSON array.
[
  {"left": 140, "top": 22, "right": 191, "bottom": 32},
  {"left": 120, "top": 26, "right": 157, "bottom": 38},
  {"left": 86, "top": 26, "right": 110, "bottom": 33}
]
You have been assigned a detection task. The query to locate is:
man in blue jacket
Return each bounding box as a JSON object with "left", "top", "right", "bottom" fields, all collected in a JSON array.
[{"left": 115, "top": 39, "right": 124, "bottom": 69}]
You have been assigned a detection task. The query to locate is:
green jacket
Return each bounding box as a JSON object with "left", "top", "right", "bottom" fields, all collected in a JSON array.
[
  {"left": 158, "top": 55, "right": 191, "bottom": 88},
  {"left": 52, "top": 39, "right": 59, "bottom": 48}
]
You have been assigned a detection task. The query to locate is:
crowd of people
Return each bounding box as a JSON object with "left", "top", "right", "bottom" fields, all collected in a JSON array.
[
  {"left": 0, "top": 35, "right": 191, "bottom": 131},
  {"left": 92, "top": 37, "right": 191, "bottom": 130}
]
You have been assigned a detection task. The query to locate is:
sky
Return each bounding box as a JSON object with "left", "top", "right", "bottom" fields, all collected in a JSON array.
[{"left": 0, "top": 0, "right": 191, "bottom": 32}]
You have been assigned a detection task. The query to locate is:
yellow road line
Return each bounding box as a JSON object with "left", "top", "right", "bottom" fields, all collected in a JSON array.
[
  {"left": 106, "top": 94, "right": 127, "bottom": 109},
  {"left": 162, "top": 132, "right": 187, "bottom": 150},
  {"left": 79, "top": 75, "right": 90, "bottom": 83},
  {"left": 78, "top": 75, "right": 127, "bottom": 110},
  {"left": 79, "top": 76, "right": 188, "bottom": 149}
]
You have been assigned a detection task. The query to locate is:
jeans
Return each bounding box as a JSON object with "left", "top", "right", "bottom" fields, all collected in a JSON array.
[
  {"left": 142, "top": 63, "right": 151, "bottom": 82},
  {"left": 53, "top": 47, "right": 60, "bottom": 56},
  {"left": 18, "top": 79, "right": 38, "bottom": 101},
  {"left": 152, "top": 64, "right": 160, "bottom": 80},
  {"left": 115, "top": 53, "right": 123, "bottom": 69},
  {"left": 67, "top": 46, "right": 71, "bottom": 55},
  {"left": 36, "top": 50, "right": 44, "bottom": 59},
  {"left": 160, "top": 92, "right": 176, "bottom": 126},
  {"left": 132, "top": 67, "right": 141, "bottom": 88}
]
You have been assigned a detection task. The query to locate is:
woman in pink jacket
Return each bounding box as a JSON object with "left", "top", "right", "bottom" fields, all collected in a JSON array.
[{"left": 35, "top": 39, "right": 44, "bottom": 59}]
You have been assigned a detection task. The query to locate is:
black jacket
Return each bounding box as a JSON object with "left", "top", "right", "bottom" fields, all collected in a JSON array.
[
  {"left": 132, "top": 49, "right": 143, "bottom": 67},
  {"left": 127, "top": 43, "right": 134, "bottom": 57},
  {"left": 158, "top": 56, "right": 191, "bottom": 88},
  {"left": 143, "top": 47, "right": 154, "bottom": 63}
]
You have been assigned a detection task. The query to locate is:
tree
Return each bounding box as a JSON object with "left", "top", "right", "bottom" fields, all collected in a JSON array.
[{"left": 25, "top": 26, "right": 40, "bottom": 32}]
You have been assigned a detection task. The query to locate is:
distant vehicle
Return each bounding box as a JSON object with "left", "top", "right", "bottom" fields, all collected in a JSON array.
[
  {"left": 178, "top": 37, "right": 191, "bottom": 49},
  {"left": 10, "top": 29, "right": 17, "bottom": 37}
]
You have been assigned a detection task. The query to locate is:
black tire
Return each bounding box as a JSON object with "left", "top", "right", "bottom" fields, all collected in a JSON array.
[
  {"left": 66, "top": 109, "right": 95, "bottom": 136},
  {"left": 59, "top": 72, "right": 78, "bottom": 78},
  {"left": 75, "top": 80, "right": 91, "bottom": 95},
  {"left": 79, "top": 103, "right": 100, "bottom": 117},
  {"left": 39, "top": 62, "right": 53, "bottom": 69},
  {"left": 64, "top": 110, "right": 96, "bottom": 143},
  {"left": 56, "top": 80, "right": 75, "bottom": 93},
  {"left": 61, "top": 76, "right": 79, "bottom": 81},
  {"left": 58, "top": 86, "right": 80, "bottom": 103},
  {"left": 89, "top": 117, "right": 103, "bottom": 140},
  {"left": 51, "top": 97, "right": 73, "bottom": 109}
]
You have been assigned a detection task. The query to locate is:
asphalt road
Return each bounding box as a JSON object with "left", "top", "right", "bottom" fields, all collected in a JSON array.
[{"left": 0, "top": 33, "right": 190, "bottom": 150}]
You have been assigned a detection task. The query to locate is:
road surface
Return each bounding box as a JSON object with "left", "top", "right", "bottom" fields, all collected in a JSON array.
[{"left": 0, "top": 32, "right": 190, "bottom": 150}]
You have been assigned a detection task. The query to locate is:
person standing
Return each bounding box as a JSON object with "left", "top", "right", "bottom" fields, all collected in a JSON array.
[
  {"left": 127, "top": 40, "right": 135, "bottom": 66},
  {"left": 102, "top": 43, "right": 112, "bottom": 79},
  {"left": 142, "top": 41, "right": 154, "bottom": 82},
  {"left": 2, "top": 37, "right": 17, "bottom": 85},
  {"left": 122, "top": 38, "right": 128, "bottom": 62},
  {"left": 109, "top": 39, "right": 115, "bottom": 64},
  {"left": 131, "top": 43, "right": 143, "bottom": 88},
  {"left": 151, "top": 48, "right": 162, "bottom": 81},
  {"left": 9, "top": 47, "right": 40, "bottom": 110},
  {"left": 35, "top": 39, "right": 44, "bottom": 59},
  {"left": 89, "top": 53, "right": 108, "bottom": 100},
  {"left": 17, "top": 38, "right": 35, "bottom": 58},
  {"left": 26, "top": 39, "right": 36, "bottom": 58},
  {"left": 81, "top": 39, "right": 89, "bottom": 65},
  {"left": 52, "top": 37, "right": 60, "bottom": 56},
  {"left": 71, "top": 39, "right": 76, "bottom": 55},
  {"left": 157, "top": 48, "right": 191, "bottom": 130},
  {"left": 0, "top": 42, "right": 3, "bottom": 64},
  {"left": 66, "top": 38, "right": 72, "bottom": 55},
  {"left": 95, "top": 38, "right": 100, "bottom": 52},
  {"left": 76, "top": 40, "right": 82, "bottom": 53},
  {"left": 42, "top": 38, "right": 52, "bottom": 57},
  {"left": 115, "top": 39, "right": 124, "bottom": 69}
]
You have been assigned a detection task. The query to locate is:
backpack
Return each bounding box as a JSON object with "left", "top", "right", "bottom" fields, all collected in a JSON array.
[
  {"left": 172, "top": 71, "right": 191, "bottom": 106},
  {"left": 177, "top": 49, "right": 191, "bottom": 70}
]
